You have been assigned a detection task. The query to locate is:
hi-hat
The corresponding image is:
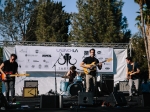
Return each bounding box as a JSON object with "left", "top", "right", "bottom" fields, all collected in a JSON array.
[{"left": 61, "top": 76, "right": 70, "bottom": 78}]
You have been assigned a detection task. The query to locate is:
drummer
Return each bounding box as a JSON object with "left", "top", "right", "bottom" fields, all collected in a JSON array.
[{"left": 66, "top": 65, "right": 78, "bottom": 83}]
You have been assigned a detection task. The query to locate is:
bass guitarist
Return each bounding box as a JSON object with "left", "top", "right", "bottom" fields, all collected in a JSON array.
[
  {"left": 80, "top": 49, "right": 102, "bottom": 94},
  {"left": 126, "top": 57, "right": 140, "bottom": 101},
  {"left": 0, "top": 54, "right": 18, "bottom": 103}
]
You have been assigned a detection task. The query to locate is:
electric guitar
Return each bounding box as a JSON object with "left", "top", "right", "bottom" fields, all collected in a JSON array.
[
  {"left": 127, "top": 71, "right": 137, "bottom": 79},
  {"left": 83, "top": 58, "right": 113, "bottom": 75},
  {"left": 1, "top": 72, "right": 30, "bottom": 81}
]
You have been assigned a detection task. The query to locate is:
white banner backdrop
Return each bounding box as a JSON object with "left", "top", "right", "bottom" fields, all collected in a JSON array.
[
  {"left": 2, "top": 46, "right": 127, "bottom": 96},
  {"left": 15, "top": 46, "right": 113, "bottom": 73}
]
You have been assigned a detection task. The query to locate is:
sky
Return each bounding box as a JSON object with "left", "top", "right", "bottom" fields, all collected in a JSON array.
[{"left": 54, "top": 0, "right": 140, "bottom": 35}]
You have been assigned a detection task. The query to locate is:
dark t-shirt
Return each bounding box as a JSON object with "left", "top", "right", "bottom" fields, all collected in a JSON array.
[
  {"left": 68, "top": 71, "right": 76, "bottom": 82},
  {"left": 127, "top": 62, "right": 139, "bottom": 79},
  {"left": 3, "top": 60, "right": 18, "bottom": 80},
  {"left": 83, "top": 56, "right": 99, "bottom": 76}
]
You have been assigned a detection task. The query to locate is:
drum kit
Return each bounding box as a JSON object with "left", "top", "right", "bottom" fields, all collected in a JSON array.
[{"left": 60, "top": 71, "right": 86, "bottom": 96}]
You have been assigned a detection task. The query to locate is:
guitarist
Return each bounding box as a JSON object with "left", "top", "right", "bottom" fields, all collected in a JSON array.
[
  {"left": 80, "top": 49, "right": 102, "bottom": 94},
  {"left": 126, "top": 57, "right": 140, "bottom": 101},
  {"left": 0, "top": 54, "right": 18, "bottom": 103}
]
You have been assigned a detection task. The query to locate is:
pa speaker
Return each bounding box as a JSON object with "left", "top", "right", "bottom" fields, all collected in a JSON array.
[
  {"left": 78, "top": 92, "right": 93, "bottom": 105},
  {"left": 106, "top": 92, "right": 127, "bottom": 107},
  {"left": 23, "top": 87, "right": 38, "bottom": 97},
  {"left": 40, "top": 95, "right": 59, "bottom": 108}
]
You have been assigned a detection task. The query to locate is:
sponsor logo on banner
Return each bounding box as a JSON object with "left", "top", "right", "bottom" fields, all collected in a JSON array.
[
  {"left": 104, "top": 63, "right": 111, "bottom": 65},
  {"left": 19, "top": 65, "right": 21, "bottom": 68},
  {"left": 44, "top": 65, "right": 49, "bottom": 68},
  {"left": 25, "top": 54, "right": 37, "bottom": 57},
  {"left": 98, "top": 57, "right": 103, "bottom": 60},
  {"left": 43, "top": 60, "right": 49, "bottom": 63},
  {"left": 56, "top": 49, "right": 78, "bottom": 52},
  {"left": 35, "top": 50, "right": 47, "bottom": 54},
  {"left": 33, "top": 60, "right": 39, "bottom": 62},
  {"left": 105, "top": 67, "right": 110, "bottom": 70},
  {"left": 42, "top": 54, "right": 51, "bottom": 57},
  {"left": 31, "top": 65, "right": 35, "bottom": 68},
  {"left": 84, "top": 51, "right": 89, "bottom": 55},
  {"left": 97, "top": 51, "right": 101, "bottom": 54},
  {"left": 39, "top": 64, "right": 42, "bottom": 69},
  {"left": 19, "top": 49, "right": 27, "bottom": 53},
  {"left": 35, "top": 50, "right": 39, "bottom": 53}
]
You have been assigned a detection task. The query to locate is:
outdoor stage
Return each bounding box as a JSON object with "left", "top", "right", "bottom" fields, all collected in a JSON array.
[{"left": 2, "top": 93, "right": 150, "bottom": 112}]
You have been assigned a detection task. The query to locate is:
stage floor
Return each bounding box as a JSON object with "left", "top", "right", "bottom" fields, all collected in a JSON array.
[{"left": 2, "top": 94, "right": 150, "bottom": 112}]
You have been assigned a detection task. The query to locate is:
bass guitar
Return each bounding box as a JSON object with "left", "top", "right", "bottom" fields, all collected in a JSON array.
[
  {"left": 83, "top": 58, "right": 113, "bottom": 75},
  {"left": 1, "top": 72, "right": 30, "bottom": 81}
]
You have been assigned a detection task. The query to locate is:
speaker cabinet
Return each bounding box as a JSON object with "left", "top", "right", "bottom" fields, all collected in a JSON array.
[
  {"left": 23, "top": 87, "right": 38, "bottom": 97},
  {"left": 24, "top": 80, "right": 38, "bottom": 88},
  {"left": 106, "top": 92, "right": 127, "bottom": 107},
  {"left": 119, "top": 81, "right": 129, "bottom": 93},
  {"left": 140, "top": 93, "right": 150, "bottom": 107},
  {"left": 78, "top": 92, "right": 93, "bottom": 105},
  {"left": 40, "top": 95, "right": 59, "bottom": 108},
  {"left": 100, "top": 80, "right": 114, "bottom": 95}
]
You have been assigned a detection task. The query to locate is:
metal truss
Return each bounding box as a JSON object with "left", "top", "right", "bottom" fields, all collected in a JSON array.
[{"left": 0, "top": 41, "right": 130, "bottom": 49}]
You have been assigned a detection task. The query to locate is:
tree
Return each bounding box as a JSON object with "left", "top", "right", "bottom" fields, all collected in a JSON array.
[
  {"left": 0, "top": 0, "right": 37, "bottom": 41},
  {"left": 131, "top": 32, "right": 148, "bottom": 80},
  {"left": 33, "top": 0, "right": 70, "bottom": 42},
  {"left": 134, "top": 0, "right": 150, "bottom": 78},
  {"left": 70, "top": 0, "right": 131, "bottom": 43}
]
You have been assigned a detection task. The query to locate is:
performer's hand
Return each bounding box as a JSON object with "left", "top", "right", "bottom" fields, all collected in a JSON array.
[{"left": 99, "top": 62, "right": 102, "bottom": 66}]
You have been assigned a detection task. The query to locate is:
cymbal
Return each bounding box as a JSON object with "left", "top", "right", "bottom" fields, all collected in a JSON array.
[{"left": 61, "top": 76, "right": 70, "bottom": 78}]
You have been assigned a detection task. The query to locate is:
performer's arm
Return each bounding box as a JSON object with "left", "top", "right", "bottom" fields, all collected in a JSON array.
[
  {"left": 126, "top": 67, "right": 129, "bottom": 79},
  {"left": 0, "top": 63, "right": 5, "bottom": 76},
  {"left": 97, "top": 62, "right": 102, "bottom": 70}
]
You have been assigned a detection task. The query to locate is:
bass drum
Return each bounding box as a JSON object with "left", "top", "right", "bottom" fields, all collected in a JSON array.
[{"left": 67, "top": 83, "right": 83, "bottom": 96}]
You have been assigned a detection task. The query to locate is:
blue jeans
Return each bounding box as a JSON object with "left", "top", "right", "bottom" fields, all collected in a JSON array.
[{"left": 4, "top": 80, "right": 15, "bottom": 102}]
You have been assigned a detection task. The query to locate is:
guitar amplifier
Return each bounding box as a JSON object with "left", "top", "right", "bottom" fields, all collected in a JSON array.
[
  {"left": 119, "top": 81, "right": 129, "bottom": 93},
  {"left": 23, "top": 87, "right": 38, "bottom": 97},
  {"left": 24, "top": 80, "right": 38, "bottom": 88},
  {"left": 100, "top": 74, "right": 114, "bottom": 80}
]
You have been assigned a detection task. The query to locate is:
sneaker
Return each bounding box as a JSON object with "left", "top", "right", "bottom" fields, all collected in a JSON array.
[{"left": 12, "top": 97, "right": 16, "bottom": 103}]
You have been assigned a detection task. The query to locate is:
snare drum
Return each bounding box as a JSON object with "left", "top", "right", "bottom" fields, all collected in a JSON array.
[
  {"left": 67, "top": 83, "right": 83, "bottom": 96},
  {"left": 60, "top": 81, "right": 69, "bottom": 92}
]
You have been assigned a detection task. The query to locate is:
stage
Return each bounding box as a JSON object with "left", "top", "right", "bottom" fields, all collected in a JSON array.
[{"left": 2, "top": 93, "right": 150, "bottom": 112}]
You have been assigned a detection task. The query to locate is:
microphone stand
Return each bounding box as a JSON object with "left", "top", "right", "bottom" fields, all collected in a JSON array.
[{"left": 52, "top": 53, "right": 62, "bottom": 108}]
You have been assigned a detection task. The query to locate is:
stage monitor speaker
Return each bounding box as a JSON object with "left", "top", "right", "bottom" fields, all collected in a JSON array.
[
  {"left": 119, "top": 81, "right": 129, "bottom": 93},
  {"left": 100, "top": 80, "right": 114, "bottom": 95},
  {"left": 23, "top": 87, "right": 38, "bottom": 97},
  {"left": 40, "top": 95, "right": 59, "bottom": 108},
  {"left": 141, "top": 93, "right": 150, "bottom": 107},
  {"left": 24, "top": 80, "right": 38, "bottom": 88},
  {"left": 106, "top": 92, "right": 127, "bottom": 107},
  {"left": 78, "top": 92, "right": 93, "bottom": 105}
]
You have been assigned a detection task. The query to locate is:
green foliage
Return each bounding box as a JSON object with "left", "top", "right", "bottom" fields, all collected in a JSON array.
[
  {"left": 131, "top": 32, "right": 148, "bottom": 76},
  {"left": 70, "top": 0, "right": 131, "bottom": 43},
  {"left": 0, "top": 0, "right": 37, "bottom": 41},
  {"left": 34, "top": 0, "right": 70, "bottom": 42}
]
